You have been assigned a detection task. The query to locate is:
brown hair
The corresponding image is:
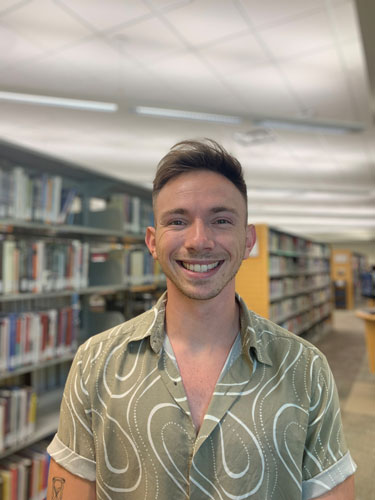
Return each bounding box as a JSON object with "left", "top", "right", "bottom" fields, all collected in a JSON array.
[{"left": 153, "top": 139, "right": 248, "bottom": 210}]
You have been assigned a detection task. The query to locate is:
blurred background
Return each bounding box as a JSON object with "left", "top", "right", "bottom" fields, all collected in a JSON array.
[{"left": 0, "top": 0, "right": 374, "bottom": 253}]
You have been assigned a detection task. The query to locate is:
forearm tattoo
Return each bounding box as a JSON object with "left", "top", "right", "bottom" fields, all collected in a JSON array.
[{"left": 52, "top": 477, "right": 66, "bottom": 499}]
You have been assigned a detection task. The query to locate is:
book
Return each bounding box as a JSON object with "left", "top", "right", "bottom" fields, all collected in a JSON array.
[
  {"left": 0, "top": 387, "right": 37, "bottom": 451},
  {"left": 0, "top": 468, "right": 11, "bottom": 500},
  {"left": 57, "top": 188, "right": 77, "bottom": 224},
  {"left": 2, "top": 240, "right": 16, "bottom": 295}
]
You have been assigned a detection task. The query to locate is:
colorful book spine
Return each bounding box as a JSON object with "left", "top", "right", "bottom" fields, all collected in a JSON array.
[
  {"left": 0, "top": 238, "right": 90, "bottom": 295},
  {"left": 0, "top": 306, "right": 79, "bottom": 374},
  {"left": 0, "top": 387, "right": 37, "bottom": 451},
  {"left": 0, "top": 440, "right": 50, "bottom": 500}
]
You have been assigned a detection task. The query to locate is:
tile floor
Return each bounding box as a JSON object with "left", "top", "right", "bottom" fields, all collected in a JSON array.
[{"left": 312, "top": 308, "right": 375, "bottom": 500}]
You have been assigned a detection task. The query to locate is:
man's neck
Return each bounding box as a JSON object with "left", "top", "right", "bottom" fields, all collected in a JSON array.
[{"left": 164, "top": 284, "right": 240, "bottom": 353}]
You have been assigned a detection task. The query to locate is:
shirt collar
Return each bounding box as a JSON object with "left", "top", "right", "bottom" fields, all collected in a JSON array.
[
  {"left": 236, "top": 293, "right": 273, "bottom": 367},
  {"left": 128, "top": 291, "right": 273, "bottom": 367}
]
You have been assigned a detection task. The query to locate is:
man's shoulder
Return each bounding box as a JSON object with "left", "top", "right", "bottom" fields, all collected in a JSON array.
[
  {"left": 78, "top": 306, "right": 158, "bottom": 354},
  {"left": 246, "top": 306, "right": 327, "bottom": 367}
]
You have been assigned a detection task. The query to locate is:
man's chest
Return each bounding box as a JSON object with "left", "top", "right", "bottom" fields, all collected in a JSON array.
[
  {"left": 91, "top": 348, "right": 311, "bottom": 499},
  {"left": 174, "top": 350, "right": 231, "bottom": 432}
]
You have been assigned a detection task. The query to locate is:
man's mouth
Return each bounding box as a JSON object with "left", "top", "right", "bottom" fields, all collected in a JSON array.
[{"left": 179, "top": 261, "right": 221, "bottom": 273}]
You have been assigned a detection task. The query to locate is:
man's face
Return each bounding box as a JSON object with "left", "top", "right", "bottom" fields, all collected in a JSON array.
[{"left": 146, "top": 170, "right": 255, "bottom": 301}]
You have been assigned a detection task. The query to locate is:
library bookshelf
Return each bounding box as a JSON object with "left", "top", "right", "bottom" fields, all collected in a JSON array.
[
  {"left": 0, "top": 139, "right": 165, "bottom": 472},
  {"left": 331, "top": 249, "right": 367, "bottom": 309},
  {"left": 236, "top": 224, "right": 332, "bottom": 337}
]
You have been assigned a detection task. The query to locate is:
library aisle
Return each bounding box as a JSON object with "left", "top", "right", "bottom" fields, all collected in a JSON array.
[{"left": 312, "top": 309, "right": 375, "bottom": 500}]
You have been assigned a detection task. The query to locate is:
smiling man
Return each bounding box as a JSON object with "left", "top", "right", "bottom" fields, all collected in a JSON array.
[{"left": 47, "top": 139, "right": 356, "bottom": 500}]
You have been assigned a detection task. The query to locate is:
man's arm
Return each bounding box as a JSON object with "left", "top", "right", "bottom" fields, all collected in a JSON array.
[
  {"left": 314, "top": 474, "right": 355, "bottom": 500},
  {"left": 47, "top": 458, "right": 96, "bottom": 500}
]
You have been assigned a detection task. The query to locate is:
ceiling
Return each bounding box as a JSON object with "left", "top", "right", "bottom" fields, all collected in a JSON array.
[{"left": 0, "top": 0, "right": 374, "bottom": 243}]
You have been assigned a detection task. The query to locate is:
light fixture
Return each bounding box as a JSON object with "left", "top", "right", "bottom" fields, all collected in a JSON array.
[
  {"left": 0, "top": 91, "right": 118, "bottom": 112},
  {"left": 247, "top": 188, "right": 374, "bottom": 202},
  {"left": 233, "top": 128, "right": 275, "bottom": 146},
  {"left": 253, "top": 118, "right": 363, "bottom": 135},
  {"left": 134, "top": 106, "right": 242, "bottom": 124}
]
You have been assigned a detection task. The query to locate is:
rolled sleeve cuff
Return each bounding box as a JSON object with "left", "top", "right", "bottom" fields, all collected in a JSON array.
[
  {"left": 47, "top": 434, "right": 96, "bottom": 482},
  {"left": 302, "top": 451, "right": 357, "bottom": 500}
]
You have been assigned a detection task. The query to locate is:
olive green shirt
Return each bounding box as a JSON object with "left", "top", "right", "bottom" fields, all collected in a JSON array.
[{"left": 48, "top": 292, "right": 355, "bottom": 499}]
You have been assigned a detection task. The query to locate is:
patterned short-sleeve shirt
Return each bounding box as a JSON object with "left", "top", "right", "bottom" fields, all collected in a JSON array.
[{"left": 48, "top": 292, "right": 356, "bottom": 499}]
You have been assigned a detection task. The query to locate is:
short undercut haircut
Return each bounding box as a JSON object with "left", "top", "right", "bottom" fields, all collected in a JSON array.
[{"left": 153, "top": 139, "right": 248, "bottom": 212}]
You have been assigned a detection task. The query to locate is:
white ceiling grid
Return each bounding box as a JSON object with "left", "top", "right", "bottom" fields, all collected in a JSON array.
[{"left": 0, "top": 0, "right": 373, "bottom": 242}]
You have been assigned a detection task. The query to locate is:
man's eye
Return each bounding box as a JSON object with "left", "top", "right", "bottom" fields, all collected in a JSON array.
[
  {"left": 215, "top": 219, "right": 231, "bottom": 224},
  {"left": 169, "top": 220, "right": 185, "bottom": 226}
]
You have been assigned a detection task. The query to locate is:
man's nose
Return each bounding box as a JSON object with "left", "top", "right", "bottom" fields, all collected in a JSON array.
[{"left": 185, "top": 219, "right": 214, "bottom": 251}]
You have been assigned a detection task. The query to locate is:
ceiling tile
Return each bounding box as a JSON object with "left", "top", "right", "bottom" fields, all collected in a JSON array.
[
  {"left": 279, "top": 47, "right": 363, "bottom": 122},
  {"left": 147, "top": 0, "right": 193, "bottom": 9},
  {"left": 259, "top": 10, "right": 335, "bottom": 60},
  {"left": 0, "top": 20, "right": 43, "bottom": 69},
  {"left": 198, "top": 31, "right": 269, "bottom": 76},
  {"left": 56, "top": 0, "right": 150, "bottom": 31},
  {"left": 109, "top": 16, "right": 185, "bottom": 65},
  {"left": 161, "top": 0, "right": 249, "bottom": 46},
  {"left": 338, "top": 40, "right": 372, "bottom": 123},
  {"left": 56, "top": 36, "right": 127, "bottom": 81},
  {"left": 2, "top": 0, "right": 92, "bottom": 51},
  {"left": 327, "top": 1, "right": 361, "bottom": 43},
  {"left": 0, "top": 0, "right": 30, "bottom": 17},
  {"left": 239, "top": 0, "right": 324, "bottom": 27},
  {"left": 239, "top": 0, "right": 350, "bottom": 28},
  {"left": 0, "top": 54, "right": 101, "bottom": 98},
  {"left": 116, "top": 65, "right": 174, "bottom": 104},
  {"left": 224, "top": 64, "right": 300, "bottom": 117},
  {"left": 150, "top": 52, "right": 239, "bottom": 110}
]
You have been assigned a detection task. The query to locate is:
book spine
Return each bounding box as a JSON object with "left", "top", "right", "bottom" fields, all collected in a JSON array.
[{"left": 52, "top": 176, "right": 62, "bottom": 224}]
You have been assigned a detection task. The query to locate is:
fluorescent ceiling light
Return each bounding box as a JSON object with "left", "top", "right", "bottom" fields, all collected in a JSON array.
[
  {"left": 247, "top": 188, "right": 374, "bottom": 202},
  {"left": 249, "top": 205, "right": 375, "bottom": 217},
  {"left": 134, "top": 106, "right": 242, "bottom": 124},
  {"left": 248, "top": 215, "right": 375, "bottom": 228},
  {"left": 254, "top": 118, "right": 363, "bottom": 135},
  {"left": 0, "top": 91, "right": 118, "bottom": 112}
]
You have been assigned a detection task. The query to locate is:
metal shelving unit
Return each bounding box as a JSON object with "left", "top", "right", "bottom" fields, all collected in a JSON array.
[{"left": 0, "top": 139, "right": 163, "bottom": 460}]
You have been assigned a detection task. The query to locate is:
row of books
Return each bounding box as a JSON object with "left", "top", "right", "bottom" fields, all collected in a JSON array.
[
  {"left": 33, "top": 363, "right": 70, "bottom": 396},
  {"left": 311, "top": 287, "right": 331, "bottom": 305},
  {"left": 108, "top": 193, "right": 153, "bottom": 234},
  {"left": 125, "top": 247, "right": 164, "bottom": 286},
  {"left": 0, "top": 387, "right": 37, "bottom": 452},
  {"left": 0, "top": 440, "right": 50, "bottom": 500},
  {"left": 278, "top": 302, "right": 332, "bottom": 335},
  {"left": 88, "top": 245, "right": 165, "bottom": 288},
  {"left": 269, "top": 231, "right": 330, "bottom": 258},
  {"left": 271, "top": 287, "right": 332, "bottom": 323},
  {"left": 270, "top": 294, "right": 313, "bottom": 323},
  {"left": 0, "top": 305, "right": 79, "bottom": 374},
  {"left": 0, "top": 238, "right": 89, "bottom": 295},
  {"left": 269, "top": 255, "right": 330, "bottom": 276},
  {"left": 0, "top": 236, "right": 167, "bottom": 295},
  {"left": 270, "top": 274, "right": 331, "bottom": 299},
  {"left": 0, "top": 166, "right": 79, "bottom": 225}
]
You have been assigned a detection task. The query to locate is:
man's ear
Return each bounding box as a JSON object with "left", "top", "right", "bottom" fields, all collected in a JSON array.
[
  {"left": 145, "top": 226, "right": 158, "bottom": 259},
  {"left": 243, "top": 224, "right": 256, "bottom": 259}
]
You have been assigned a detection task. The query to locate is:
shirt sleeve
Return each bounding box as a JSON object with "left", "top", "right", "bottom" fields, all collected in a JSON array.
[
  {"left": 47, "top": 342, "right": 96, "bottom": 481},
  {"left": 301, "top": 353, "right": 356, "bottom": 499}
]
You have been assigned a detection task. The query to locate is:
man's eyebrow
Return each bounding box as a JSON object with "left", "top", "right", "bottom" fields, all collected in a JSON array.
[
  {"left": 210, "top": 206, "right": 240, "bottom": 216},
  {"left": 160, "top": 208, "right": 189, "bottom": 218},
  {"left": 160, "top": 206, "right": 240, "bottom": 218}
]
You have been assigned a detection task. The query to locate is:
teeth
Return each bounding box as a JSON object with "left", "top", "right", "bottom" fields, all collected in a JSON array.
[{"left": 182, "top": 262, "right": 219, "bottom": 272}]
